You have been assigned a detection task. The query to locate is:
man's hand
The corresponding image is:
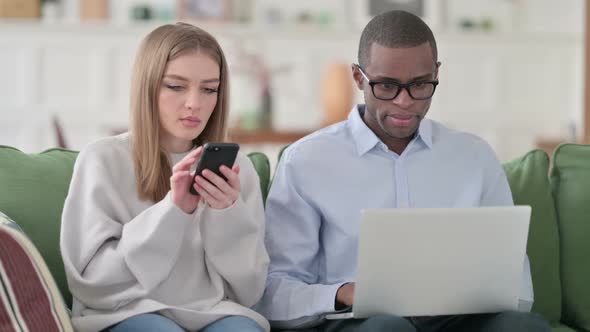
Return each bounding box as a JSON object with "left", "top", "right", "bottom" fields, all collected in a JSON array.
[{"left": 335, "top": 282, "right": 355, "bottom": 309}]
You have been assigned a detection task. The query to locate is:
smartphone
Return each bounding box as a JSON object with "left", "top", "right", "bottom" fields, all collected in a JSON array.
[{"left": 189, "top": 142, "right": 240, "bottom": 195}]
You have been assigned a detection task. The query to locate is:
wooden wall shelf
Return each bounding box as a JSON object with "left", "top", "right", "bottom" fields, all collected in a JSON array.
[
  {"left": 536, "top": 139, "right": 566, "bottom": 156},
  {"left": 228, "top": 129, "right": 312, "bottom": 145},
  {"left": 110, "top": 127, "right": 313, "bottom": 145},
  {"left": 536, "top": 138, "right": 589, "bottom": 157}
]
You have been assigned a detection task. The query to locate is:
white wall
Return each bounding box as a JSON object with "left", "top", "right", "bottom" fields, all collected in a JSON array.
[{"left": 0, "top": 0, "right": 585, "bottom": 164}]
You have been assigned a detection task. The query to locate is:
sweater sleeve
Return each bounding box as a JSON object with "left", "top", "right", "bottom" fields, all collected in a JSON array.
[
  {"left": 60, "top": 143, "right": 194, "bottom": 311},
  {"left": 199, "top": 153, "right": 269, "bottom": 307}
]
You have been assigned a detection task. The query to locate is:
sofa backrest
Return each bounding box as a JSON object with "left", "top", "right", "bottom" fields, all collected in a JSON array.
[
  {"left": 247, "top": 152, "right": 271, "bottom": 205},
  {"left": 503, "top": 149, "right": 562, "bottom": 324},
  {"left": 0, "top": 146, "right": 77, "bottom": 306},
  {"left": 550, "top": 144, "right": 590, "bottom": 331},
  {"left": 0, "top": 145, "right": 271, "bottom": 308}
]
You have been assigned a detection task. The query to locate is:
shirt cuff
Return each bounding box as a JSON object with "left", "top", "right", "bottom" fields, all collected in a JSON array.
[{"left": 321, "top": 282, "right": 349, "bottom": 313}]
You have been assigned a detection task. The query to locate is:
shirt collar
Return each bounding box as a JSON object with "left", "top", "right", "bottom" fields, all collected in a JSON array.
[
  {"left": 418, "top": 117, "right": 433, "bottom": 149},
  {"left": 348, "top": 104, "right": 381, "bottom": 156},
  {"left": 348, "top": 104, "right": 433, "bottom": 156}
]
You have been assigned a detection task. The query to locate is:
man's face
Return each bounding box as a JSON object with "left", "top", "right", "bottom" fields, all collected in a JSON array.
[{"left": 353, "top": 42, "right": 439, "bottom": 141}]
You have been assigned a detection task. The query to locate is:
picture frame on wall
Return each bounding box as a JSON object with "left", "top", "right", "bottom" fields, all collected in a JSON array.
[
  {"left": 350, "top": 0, "right": 445, "bottom": 31},
  {"left": 177, "top": 0, "right": 231, "bottom": 22}
]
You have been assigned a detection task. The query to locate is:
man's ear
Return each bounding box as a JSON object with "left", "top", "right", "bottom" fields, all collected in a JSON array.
[{"left": 351, "top": 64, "right": 364, "bottom": 90}]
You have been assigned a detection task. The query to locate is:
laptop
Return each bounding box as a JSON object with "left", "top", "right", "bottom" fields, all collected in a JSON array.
[{"left": 325, "top": 206, "right": 531, "bottom": 320}]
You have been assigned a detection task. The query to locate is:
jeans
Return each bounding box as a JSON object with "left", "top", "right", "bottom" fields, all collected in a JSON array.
[
  {"left": 316, "top": 311, "right": 552, "bottom": 332},
  {"left": 109, "top": 313, "right": 265, "bottom": 332}
]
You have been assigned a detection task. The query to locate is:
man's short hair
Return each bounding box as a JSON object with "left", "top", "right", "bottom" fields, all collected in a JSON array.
[{"left": 358, "top": 10, "right": 437, "bottom": 68}]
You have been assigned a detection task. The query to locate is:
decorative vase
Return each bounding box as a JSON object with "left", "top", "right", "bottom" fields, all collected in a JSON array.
[
  {"left": 321, "top": 62, "right": 354, "bottom": 126},
  {"left": 80, "top": 0, "right": 108, "bottom": 21}
]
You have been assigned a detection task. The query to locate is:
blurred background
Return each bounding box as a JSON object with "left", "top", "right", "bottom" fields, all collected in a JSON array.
[{"left": 0, "top": 0, "right": 587, "bottom": 167}]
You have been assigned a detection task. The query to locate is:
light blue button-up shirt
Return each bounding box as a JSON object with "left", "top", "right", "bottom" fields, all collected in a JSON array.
[{"left": 256, "top": 105, "right": 533, "bottom": 328}]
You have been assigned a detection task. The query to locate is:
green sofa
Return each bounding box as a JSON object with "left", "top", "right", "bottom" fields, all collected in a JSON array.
[
  {"left": 502, "top": 145, "right": 590, "bottom": 332},
  {"left": 0, "top": 144, "right": 588, "bottom": 332}
]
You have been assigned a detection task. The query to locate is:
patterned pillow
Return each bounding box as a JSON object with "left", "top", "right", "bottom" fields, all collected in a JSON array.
[{"left": 0, "top": 211, "right": 73, "bottom": 332}]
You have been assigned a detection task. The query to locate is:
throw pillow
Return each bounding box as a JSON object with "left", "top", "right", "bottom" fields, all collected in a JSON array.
[{"left": 0, "top": 211, "right": 73, "bottom": 332}]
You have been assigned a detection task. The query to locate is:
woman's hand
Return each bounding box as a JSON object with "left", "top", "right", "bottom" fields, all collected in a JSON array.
[
  {"left": 170, "top": 147, "right": 203, "bottom": 214},
  {"left": 194, "top": 164, "right": 241, "bottom": 209}
]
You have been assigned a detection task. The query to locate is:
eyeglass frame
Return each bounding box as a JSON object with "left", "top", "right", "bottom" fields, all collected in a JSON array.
[{"left": 355, "top": 64, "right": 439, "bottom": 101}]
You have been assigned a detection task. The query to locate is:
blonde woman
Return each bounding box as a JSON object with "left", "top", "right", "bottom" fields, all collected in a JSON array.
[{"left": 60, "top": 23, "right": 269, "bottom": 332}]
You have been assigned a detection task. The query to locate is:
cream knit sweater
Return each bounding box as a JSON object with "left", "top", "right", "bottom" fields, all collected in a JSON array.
[{"left": 60, "top": 134, "right": 270, "bottom": 332}]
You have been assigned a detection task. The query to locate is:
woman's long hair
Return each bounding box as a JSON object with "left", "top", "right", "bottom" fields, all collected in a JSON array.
[{"left": 129, "top": 23, "right": 230, "bottom": 202}]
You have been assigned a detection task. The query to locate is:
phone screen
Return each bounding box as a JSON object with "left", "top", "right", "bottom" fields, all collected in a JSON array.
[{"left": 189, "top": 142, "right": 239, "bottom": 195}]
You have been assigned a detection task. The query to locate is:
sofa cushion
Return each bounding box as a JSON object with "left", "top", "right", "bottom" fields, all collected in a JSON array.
[
  {"left": 550, "top": 144, "right": 590, "bottom": 331},
  {"left": 0, "top": 146, "right": 77, "bottom": 306},
  {"left": 503, "top": 149, "right": 562, "bottom": 324},
  {"left": 0, "top": 211, "right": 74, "bottom": 332}
]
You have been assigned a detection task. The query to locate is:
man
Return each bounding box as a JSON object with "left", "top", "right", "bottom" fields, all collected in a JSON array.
[{"left": 256, "top": 10, "right": 551, "bottom": 332}]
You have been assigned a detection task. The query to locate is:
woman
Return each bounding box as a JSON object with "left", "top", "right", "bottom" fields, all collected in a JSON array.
[{"left": 60, "top": 23, "right": 269, "bottom": 332}]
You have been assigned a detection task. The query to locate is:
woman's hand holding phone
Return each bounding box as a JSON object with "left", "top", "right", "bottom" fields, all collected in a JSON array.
[
  {"left": 170, "top": 147, "right": 203, "bottom": 214},
  {"left": 194, "top": 164, "right": 241, "bottom": 209}
]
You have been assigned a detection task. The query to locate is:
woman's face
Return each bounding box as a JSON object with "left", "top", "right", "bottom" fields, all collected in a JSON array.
[{"left": 158, "top": 51, "right": 220, "bottom": 153}]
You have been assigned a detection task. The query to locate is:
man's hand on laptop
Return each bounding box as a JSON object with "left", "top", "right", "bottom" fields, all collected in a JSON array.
[{"left": 335, "top": 282, "right": 355, "bottom": 309}]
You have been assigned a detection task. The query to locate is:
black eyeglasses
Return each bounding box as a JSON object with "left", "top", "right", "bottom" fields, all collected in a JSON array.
[{"left": 356, "top": 64, "right": 439, "bottom": 101}]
